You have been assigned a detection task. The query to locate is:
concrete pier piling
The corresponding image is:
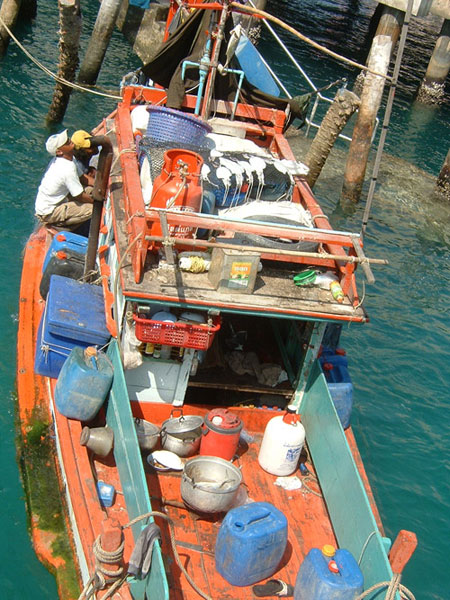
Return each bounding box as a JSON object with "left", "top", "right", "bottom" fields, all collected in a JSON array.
[
  {"left": 78, "top": 0, "right": 123, "bottom": 85},
  {"left": 342, "top": 35, "right": 392, "bottom": 204},
  {"left": 417, "top": 19, "right": 450, "bottom": 105},
  {"left": 354, "top": 6, "right": 403, "bottom": 96},
  {"left": 47, "top": 0, "right": 81, "bottom": 124},
  {"left": 0, "top": 0, "right": 21, "bottom": 56}
]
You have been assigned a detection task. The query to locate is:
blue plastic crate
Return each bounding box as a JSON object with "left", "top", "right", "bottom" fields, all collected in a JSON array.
[
  {"left": 34, "top": 276, "right": 110, "bottom": 379},
  {"left": 46, "top": 276, "right": 110, "bottom": 344},
  {"left": 34, "top": 314, "right": 94, "bottom": 379}
]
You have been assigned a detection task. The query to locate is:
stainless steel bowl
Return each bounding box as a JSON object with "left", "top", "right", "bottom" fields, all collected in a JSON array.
[
  {"left": 181, "top": 456, "right": 243, "bottom": 513},
  {"left": 134, "top": 418, "right": 160, "bottom": 451}
]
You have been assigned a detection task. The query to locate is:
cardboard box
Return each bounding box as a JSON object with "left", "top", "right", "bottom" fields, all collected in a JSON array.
[{"left": 208, "top": 248, "right": 260, "bottom": 294}]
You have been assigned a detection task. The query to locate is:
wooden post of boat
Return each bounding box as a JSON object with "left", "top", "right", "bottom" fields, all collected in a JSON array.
[
  {"left": 78, "top": 0, "right": 122, "bottom": 85},
  {"left": 389, "top": 530, "right": 418, "bottom": 574},
  {"left": 84, "top": 136, "right": 113, "bottom": 280},
  {"left": 435, "top": 148, "right": 450, "bottom": 199},
  {"left": 46, "top": 0, "right": 81, "bottom": 125},
  {"left": 416, "top": 19, "right": 450, "bottom": 105},
  {"left": 341, "top": 35, "right": 392, "bottom": 204},
  {"left": 0, "top": 0, "right": 21, "bottom": 56},
  {"left": 304, "top": 88, "right": 360, "bottom": 189},
  {"left": 354, "top": 6, "right": 403, "bottom": 96},
  {"left": 98, "top": 517, "right": 124, "bottom": 584}
]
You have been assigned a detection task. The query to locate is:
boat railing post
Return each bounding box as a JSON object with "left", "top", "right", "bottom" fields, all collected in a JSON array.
[
  {"left": 291, "top": 321, "right": 326, "bottom": 412},
  {"left": 84, "top": 136, "right": 113, "bottom": 280}
]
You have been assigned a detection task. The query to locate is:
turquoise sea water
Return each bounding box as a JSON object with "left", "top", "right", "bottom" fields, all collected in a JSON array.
[{"left": 0, "top": 0, "right": 448, "bottom": 598}]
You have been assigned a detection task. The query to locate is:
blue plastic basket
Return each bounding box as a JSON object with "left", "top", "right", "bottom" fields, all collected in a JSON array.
[{"left": 146, "top": 106, "right": 212, "bottom": 147}]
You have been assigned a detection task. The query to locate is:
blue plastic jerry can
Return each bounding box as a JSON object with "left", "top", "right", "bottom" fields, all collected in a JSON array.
[
  {"left": 54, "top": 346, "right": 113, "bottom": 421},
  {"left": 215, "top": 502, "right": 288, "bottom": 586},
  {"left": 294, "top": 546, "right": 363, "bottom": 600},
  {"left": 42, "top": 231, "right": 88, "bottom": 272}
]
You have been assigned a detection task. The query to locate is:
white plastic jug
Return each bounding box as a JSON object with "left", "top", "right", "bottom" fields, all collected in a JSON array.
[{"left": 258, "top": 405, "right": 305, "bottom": 476}]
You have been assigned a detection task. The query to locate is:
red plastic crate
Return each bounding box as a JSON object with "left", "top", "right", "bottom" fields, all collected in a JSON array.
[{"left": 133, "top": 314, "right": 220, "bottom": 350}]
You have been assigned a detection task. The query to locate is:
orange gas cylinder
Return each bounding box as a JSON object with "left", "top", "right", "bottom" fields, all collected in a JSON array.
[{"left": 149, "top": 149, "right": 203, "bottom": 242}]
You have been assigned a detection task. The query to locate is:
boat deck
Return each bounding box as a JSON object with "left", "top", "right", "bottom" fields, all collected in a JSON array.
[
  {"left": 144, "top": 432, "right": 333, "bottom": 599},
  {"left": 116, "top": 239, "right": 367, "bottom": 323},
  {"left": 104, "top": 114, "right": 368, "bottom": 324},
  {"left": 17, "top": 228, "right": 383, "bottom": 600}
]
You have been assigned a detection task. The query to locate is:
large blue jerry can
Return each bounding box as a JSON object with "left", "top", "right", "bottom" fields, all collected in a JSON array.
[
  {"left": 42, "top": 231, "right": 88, "bottom": 272},
  {"left": 215, "top": 502, "right": 287, "bottom": 586},
  {"left": 294, "top": 547, "right": 363, "bottom": 600},
  {"left": 40, "top": 250, "right": 86, "bottom": 299},
  {"left": 54, "top": 346, "right": 113, "bottom": 421}
]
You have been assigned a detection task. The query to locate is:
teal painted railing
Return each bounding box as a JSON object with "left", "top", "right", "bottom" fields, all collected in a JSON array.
[
  {"left": 106, "top": 340, "right": 169, "bottom": 600},
  {"left": 301, "top": 360, "right": 399, "bottom": 600}
]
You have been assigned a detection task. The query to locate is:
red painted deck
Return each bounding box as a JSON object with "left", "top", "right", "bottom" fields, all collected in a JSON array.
[{"left": 145, "top": 435, "right": 333, "bottom": 599}]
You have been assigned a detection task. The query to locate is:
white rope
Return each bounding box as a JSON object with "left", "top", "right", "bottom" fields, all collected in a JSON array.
[
  {"left": 0, "top": 15, "right": 122, "bottom": 100},
  {"left": 124, "top": 510, "right": 213, "bottom": 600},
  {"left": 356, "top": 573, "right": 416, "bottom": 600}
]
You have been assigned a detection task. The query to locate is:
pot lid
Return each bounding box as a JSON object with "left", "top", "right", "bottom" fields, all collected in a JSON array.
[
  {"left": 163, "top": 414, "right": 204, "bottom": 434},
  {"left": 206, "top": 408, "right": 242, "bottom": 430}
]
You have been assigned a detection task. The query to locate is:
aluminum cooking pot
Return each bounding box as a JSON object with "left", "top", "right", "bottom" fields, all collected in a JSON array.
[
  {"left": 160, "top": 410, "right": 204, "bottom": 457},
  {"left": 181, "top": 455, "right": 242, "bottom": 513},
  {"left": 134, "top": 418, "right": 160, "bottom": 451}
]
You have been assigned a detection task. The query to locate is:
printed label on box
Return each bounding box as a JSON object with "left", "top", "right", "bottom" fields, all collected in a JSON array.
[{"left": 228, "top": 261, "right": 252, "bottom": 288}]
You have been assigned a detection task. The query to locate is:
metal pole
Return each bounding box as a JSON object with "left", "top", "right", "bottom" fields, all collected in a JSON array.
[
  {"left": 84, "top": 136, "right": 113, "bottom": 279},
  {"left": 202, "top": 2, "right": 229, "bottom": 120}
]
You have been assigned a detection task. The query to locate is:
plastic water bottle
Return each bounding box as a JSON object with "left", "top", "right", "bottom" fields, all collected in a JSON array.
[
  {"left": 330, "top": 280, "right": 344, "bottom": 303},
  {"left": 315, "top": 272, "right": 345, "bottom": 303},
  {"left": 258, "top": 405, "right": 306, "bottom": 476}
]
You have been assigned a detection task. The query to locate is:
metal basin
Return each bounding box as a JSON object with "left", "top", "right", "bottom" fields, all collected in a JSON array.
[
  {"left": 161, "top": 412, "right": 203, "bottom": 457},
  {"left": 181, "top": 456, "right": 243, "bottom": 513}
]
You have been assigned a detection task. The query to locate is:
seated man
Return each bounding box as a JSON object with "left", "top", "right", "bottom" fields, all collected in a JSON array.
[
  {"left": 35, "top": 130, "right": 93, "bottom": 230},
  {"left": 72, "top": 129, "right": 101, "bottom": 183}
]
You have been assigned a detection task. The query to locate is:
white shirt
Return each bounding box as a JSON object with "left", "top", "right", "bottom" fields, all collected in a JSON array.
[{"left": 35, "top": 157, "right": 84, "bottom": 216}]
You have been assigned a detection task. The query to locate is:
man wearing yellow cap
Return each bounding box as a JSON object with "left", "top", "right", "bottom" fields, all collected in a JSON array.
[
  {"left": 35, "top": 130, "right": 93, "bottom": 231},
  {"left": 72, "top": 130, "right": 100, "bottom": 182}
]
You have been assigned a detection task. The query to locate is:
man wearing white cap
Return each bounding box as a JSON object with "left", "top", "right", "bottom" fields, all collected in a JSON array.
[{"left": 35, "top": 129, "right": 93, "bottom": 230}]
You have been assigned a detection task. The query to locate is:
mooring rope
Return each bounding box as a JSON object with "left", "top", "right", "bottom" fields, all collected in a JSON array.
[
  {"left": 356, "top": 573, "right": 416, "bottom": 600},
  {"left": 229, "top": 2, "right": 392, "bottom": 81},
  {"left": 123, "top": 510, "right": 213, "bottom": 600},
  {"left": 0, "top": 15, "right": 122, "bottom": 100},
  {"left": 80, "top": 510, "right": 213, "bottom": 600}
]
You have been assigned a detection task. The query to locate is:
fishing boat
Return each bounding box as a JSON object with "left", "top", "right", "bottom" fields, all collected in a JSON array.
[{"left": 17, "top": 1, "right": 417, "bottom": 599}]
